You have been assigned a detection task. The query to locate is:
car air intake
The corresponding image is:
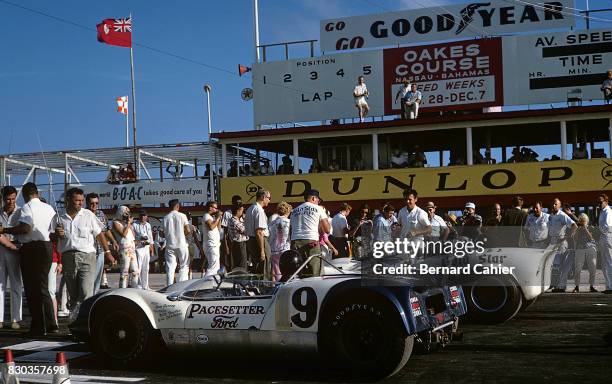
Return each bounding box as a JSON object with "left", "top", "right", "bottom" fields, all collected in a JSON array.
[{"left": 425, "top": 293, "right": 447, "bottom": 315}]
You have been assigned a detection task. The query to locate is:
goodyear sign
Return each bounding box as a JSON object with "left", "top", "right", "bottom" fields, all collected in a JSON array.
[{"left": 220, "top": 159, "right": 612, "bottom": 205}]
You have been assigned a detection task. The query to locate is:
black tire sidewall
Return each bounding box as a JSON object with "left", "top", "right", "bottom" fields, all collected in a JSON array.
[
  {"left": 92, "top": 302, "right": 151, "bottom": 364},
  {"left": 321, "top": 297, "right": 410, "bottom": 379},
  {"left": 465, "top": 276, "right": 523, "bottom": 324}
]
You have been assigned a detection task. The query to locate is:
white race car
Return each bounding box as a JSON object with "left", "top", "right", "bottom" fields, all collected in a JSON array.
[
  {"left": 459, "top": 245, "right": 556, "bottom": 324},
  {"left": 70, "top": 255, "right": 466, "bottom": 380},
  {"left": 397, "top": 244, "right": 557, "bottom": 324}
]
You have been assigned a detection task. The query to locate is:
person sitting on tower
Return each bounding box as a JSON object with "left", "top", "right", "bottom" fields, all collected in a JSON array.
[
  {"left": 601, "top": 70, "right": 612, "bottom": 104},
  {"left": 405, "top": 83, "right": 422, "bottom": 120}
]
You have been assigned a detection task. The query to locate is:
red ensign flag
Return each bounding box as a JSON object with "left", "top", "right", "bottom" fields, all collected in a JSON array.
[{"left": 97, "top": 17, "right": 132, "bottom": 48}]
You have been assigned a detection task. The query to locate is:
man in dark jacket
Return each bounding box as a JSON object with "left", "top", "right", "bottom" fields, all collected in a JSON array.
[{"left": 502, "top": 196, "right": 528, "bottom": 246}]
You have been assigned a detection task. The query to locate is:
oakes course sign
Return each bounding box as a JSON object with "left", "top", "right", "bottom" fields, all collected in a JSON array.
[{"left": 220, "top": 159, "right": 611, "bottom": 205}]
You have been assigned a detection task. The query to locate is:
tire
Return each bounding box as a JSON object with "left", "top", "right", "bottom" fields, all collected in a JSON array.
[
  {"left": 320, "top": 295, "right": 413, "bottom": 381},
  {"left": 464, "top": 276, "right": 523, "bottom": 324},
  {"left": 91, "top": 300, "right": 164, "bottom": 366},
  {"left": 520, "top": 296, "right": 538, "bottom": 312}
]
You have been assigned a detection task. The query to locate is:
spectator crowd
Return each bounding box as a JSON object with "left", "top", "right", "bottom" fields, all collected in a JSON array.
[{"left": 1, "top": 181, "right": 611, "bottom": 336}]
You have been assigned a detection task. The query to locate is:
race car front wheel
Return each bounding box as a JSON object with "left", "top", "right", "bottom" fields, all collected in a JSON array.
[
  {"left": 320, "top": 295, "right": 413, "bottom": 381},
  {"left": 464, "top": 276, "right": 523, "bottom": 324},
  {"left": 91, "top": 300, "right": 164, "bottom": 366}
]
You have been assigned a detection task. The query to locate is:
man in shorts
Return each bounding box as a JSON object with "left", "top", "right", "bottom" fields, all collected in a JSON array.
[{"left": 353, "top": 76, "right": 369, "bottom": 123}]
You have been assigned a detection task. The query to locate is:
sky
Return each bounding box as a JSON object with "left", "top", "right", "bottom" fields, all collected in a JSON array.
[{"left": 1, "top": 0, "right": 611, "bottom": 158}]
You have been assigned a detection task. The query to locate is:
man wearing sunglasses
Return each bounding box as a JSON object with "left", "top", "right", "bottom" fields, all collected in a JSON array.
[{"left": 86, "top": 193, "right": 117, "bottom": 293}]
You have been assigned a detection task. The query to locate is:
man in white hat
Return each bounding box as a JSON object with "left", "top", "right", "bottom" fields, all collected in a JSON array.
[{"left": 458, "top": 202, "right": 482, "bottom": 240}]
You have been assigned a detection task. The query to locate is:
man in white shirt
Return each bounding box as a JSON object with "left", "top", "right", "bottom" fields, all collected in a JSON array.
[
  {"left": 397, "top": 189, "right": 431, "bottom": 259},
  {"left": 353, "top": 76, "right": 369, "bottom": 123},
  {"left": 0, "top": 183, "right": 57, "bottom": 336},
  {"left": 133, "top": 210, "right": 154, "bottom": 289},
  {"left": 86, "top": 193, "right": 117, "bottom": 293},
  {"left": 245, "top": 190, "right": 271, "bottom": 279},
  {"left": 51, "top": 188, "right": 109, "bottom": 309},
  {"left": 425, "top": 201, "right": 449, "bottom": 242},
  {"left": 163, "top": 199, "right": 191, "bottom": 285},
  {"left": 390, "top": 149, "right": 408, "bottom": 168},
  {"left": 330, "top": 203, "right": 351, "bottom": 259},
  {"left": 394, "top": 80, "right": 411, "bottom": 119},
  {"left": 597, "top": 194, "right": 612, "bottom": 293},
  {"left": 290, "top": 189, "right": 331, "bottom": 276},
  {"left": 202, "top": 201, "right": 222, "bottom": 277},
  {"left": 548, "top": 198, "right": 577, "bottom": 292},
  {"left": 405, "top": 83, "right": 422, "bottom": 119},
  {"left": 524, "top": 202, "right": 549, "bottom": 248},
  {"left": 0, "top": 186, "right": 23, "bottom": 330}
]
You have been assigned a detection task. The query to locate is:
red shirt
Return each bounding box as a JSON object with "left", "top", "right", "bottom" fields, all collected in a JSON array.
[{"left": 52, "top": 240, "right": 62, "bottom": 264}]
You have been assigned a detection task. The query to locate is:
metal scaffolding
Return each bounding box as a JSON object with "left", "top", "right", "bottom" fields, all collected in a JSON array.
[{"left": 0, "top": 141, "right": 256, "bottom": 193}]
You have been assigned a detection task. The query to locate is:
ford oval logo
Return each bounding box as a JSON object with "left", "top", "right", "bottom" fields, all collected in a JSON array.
[{"left": 196, "top": 334, "right": 209, "bottom": 344}]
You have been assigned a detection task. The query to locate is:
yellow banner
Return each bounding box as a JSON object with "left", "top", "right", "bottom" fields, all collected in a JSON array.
[{"left": 220, "top": 159, "right": 612, "bottom": 205}]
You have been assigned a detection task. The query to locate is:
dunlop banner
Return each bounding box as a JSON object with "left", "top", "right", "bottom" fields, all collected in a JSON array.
[{"left": 220, "top": 159, "right": 612, "bottom": 205}]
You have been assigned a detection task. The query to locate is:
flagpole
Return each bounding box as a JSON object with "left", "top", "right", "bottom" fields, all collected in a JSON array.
[
  {"left": 125, "top": 103, "right": 129, "bottom": 147},
  {"left": 129, "top": 13, "right": 138, "bottom": 179}
]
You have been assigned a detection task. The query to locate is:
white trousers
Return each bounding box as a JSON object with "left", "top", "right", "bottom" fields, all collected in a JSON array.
[
  {"left": 136, "top": 247, "right": 150, "bottom": 290},
  {"left": 204, "top": 243, "right": 221, "bottom": 277},
  {"left": 600, "top": 234, "right": 612, "bottom": 290},
  {"left": 166, "top": 246, "right": 189, "bottom": 286},
  {"left": 406, "top": 102, "right": 419, "bottom": 119},
  {"left": 57, "top": 276, "right": 68, "bottom": 313},
  {"left": 0, "top": 250, "right": 23, "bottom": 322},
  {"left": 119, "top": 249, "right": 139, "bottom": 289}
]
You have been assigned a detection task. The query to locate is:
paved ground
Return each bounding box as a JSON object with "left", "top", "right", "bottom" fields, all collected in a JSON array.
[{"left": 1, "top": 272, "right": 611, "bottom": 383}]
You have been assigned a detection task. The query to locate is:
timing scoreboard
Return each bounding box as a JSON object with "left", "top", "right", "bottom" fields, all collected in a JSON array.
[
  {"left": 252, "top": 51, "right": 384, "bottom": 125},
  {"left": 253, "top": 29, "right": 612, "bottom": 125},
  {"left": 252, "top": 39, "right": 502, "bottom": 125}
]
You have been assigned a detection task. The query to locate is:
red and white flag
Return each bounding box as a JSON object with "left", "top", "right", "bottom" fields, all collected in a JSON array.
[
  {"left": 97, "top": 17, "right": 132, "bottom": 48},
  {"left": 116, "top": 96, "right": 128, "bottom": 115}
]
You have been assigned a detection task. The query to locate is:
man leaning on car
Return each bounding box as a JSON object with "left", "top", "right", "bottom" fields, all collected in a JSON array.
[{"left": 290, "top": 189, "right": 330, "bottom": 277}]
